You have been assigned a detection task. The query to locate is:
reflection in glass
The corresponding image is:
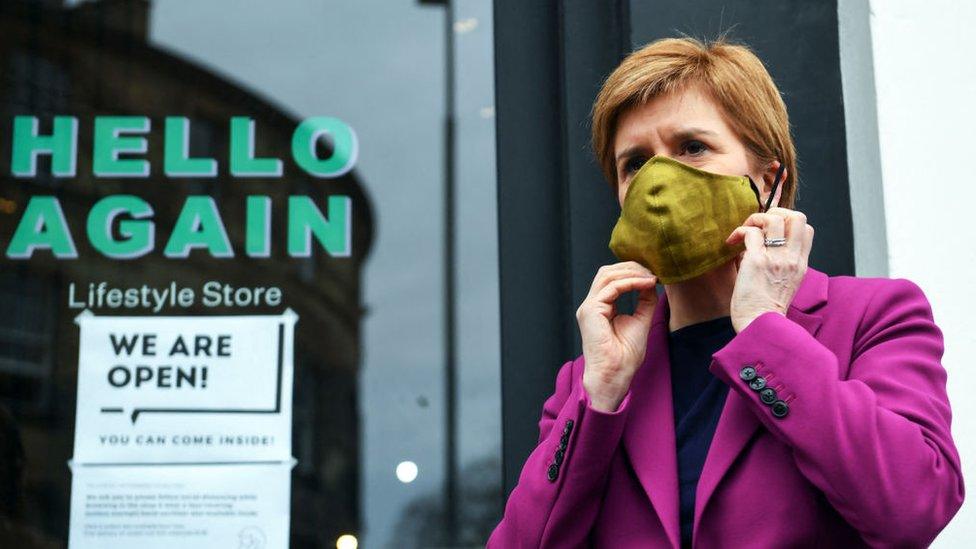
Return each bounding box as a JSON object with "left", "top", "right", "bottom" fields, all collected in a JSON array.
[{"left": 0, "top": 0, "right": 502, "bottom": 547}]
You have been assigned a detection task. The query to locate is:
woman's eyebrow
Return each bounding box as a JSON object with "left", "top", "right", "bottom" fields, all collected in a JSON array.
[
  {"left": 673, "top": 127, "right": 718, "bottom": 140},
  {"left": 615, "top": 145, "right": 647, "bottom": 163},
  {"left": 615, "top": 127, "right": 719, "bottom": 163}
]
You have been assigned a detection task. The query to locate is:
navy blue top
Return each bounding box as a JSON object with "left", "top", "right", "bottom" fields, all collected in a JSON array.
[{"left": 668, "top": 315, "right": 736, "bottom": 549}]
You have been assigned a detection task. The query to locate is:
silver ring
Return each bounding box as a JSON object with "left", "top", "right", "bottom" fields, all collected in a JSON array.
[{"left": 764, "top": 237, "right": 787, "bottom": 247}]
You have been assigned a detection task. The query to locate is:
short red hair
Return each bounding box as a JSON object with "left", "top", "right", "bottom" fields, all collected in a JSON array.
[{"left": 590, "top": 36, "right": 798, "bottom": 208}]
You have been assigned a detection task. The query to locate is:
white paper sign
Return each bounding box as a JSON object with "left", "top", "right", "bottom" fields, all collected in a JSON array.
[
  {"left": 68, "top": 461, "right": 295, "bottom": 549},
  {"left": 72, "top": 310, "right": 296, "bottom": 463},
  {"left": 68, "top": 310, "right": 298, "bottom": 549}
]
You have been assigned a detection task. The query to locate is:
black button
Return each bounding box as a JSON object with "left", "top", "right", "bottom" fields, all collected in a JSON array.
[
  {"left": 739, "top": 366, "right": 757, "bottom": 381},
  {"left": 771, "top": 400, "right": 789, "bottom": 418},
  {"left": 560, "top": 433, "right": 569, "bottom": 447},
  {"left": 749, "top": 376, "right": 767, "bottom": 391},
  {"left": 547, "top": 463, "right": 559, "bottom": 482},
  {"left": 759, "top": 387, "right": 777, "bottom": 404},
  {"left": 554, "top": 449, "right": 564, "bottom": 465}
]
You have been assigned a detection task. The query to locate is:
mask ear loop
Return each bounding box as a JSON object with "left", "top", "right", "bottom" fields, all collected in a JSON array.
[{"left": 763, "top": 163, "right": 787, "bottom": 213}]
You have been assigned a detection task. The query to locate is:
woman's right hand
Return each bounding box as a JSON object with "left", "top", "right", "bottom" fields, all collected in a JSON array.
[{"left": 577, "top": 261, "right": 659, "bottom": 412}]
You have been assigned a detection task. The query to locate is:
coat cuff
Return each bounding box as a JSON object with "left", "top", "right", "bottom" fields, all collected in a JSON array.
[
  {"left": 533, "top": 363, "right": 635, "bottom": 487},
  {"left": 552, "top": 367, "right": 632, "bottom": 477},
  {"left": 709, "top": 310, "right": 838, "bottom": 431}
]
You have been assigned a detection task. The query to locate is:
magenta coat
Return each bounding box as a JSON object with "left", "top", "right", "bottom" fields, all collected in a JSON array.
[{"left": 487, "top": 266, "right": 964, "bottom": 548}]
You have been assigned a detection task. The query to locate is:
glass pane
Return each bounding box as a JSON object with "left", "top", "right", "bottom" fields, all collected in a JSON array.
[{"left": 0, "top": 1, "right": 501, "bottom": 547}]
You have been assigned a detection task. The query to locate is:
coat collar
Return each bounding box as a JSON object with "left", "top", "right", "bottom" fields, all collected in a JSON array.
[{"left": 620, "top": 266, "right": 828, "bottom": 548}]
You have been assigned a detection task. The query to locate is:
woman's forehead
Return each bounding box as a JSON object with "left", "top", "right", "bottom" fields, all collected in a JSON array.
[{"left": 614, "top": 86, "right": 733, "bottom": 147}]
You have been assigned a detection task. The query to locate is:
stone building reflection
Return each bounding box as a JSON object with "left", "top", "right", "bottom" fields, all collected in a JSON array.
[{"left": 0, "top": 1, "right": 374, "bottom": 546}]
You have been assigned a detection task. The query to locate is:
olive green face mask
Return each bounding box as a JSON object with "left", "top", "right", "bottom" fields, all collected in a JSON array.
[{"left": 608, "top": 155, "right": 783, "bottom": 284}]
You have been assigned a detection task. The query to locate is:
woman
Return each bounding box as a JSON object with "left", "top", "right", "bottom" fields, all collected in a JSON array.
[{"left": 487, "top": 37, "right": 964, "bottom": 548}]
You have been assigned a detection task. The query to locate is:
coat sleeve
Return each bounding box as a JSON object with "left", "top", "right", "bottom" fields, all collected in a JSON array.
[
  {"left": 709, "top": 278, "right": 965, "bottom": 547},
  {"left": 486, "top": 357, "right": 634, "bottom": 548}
]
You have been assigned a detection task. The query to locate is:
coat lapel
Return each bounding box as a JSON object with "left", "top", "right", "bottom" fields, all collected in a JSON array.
[
  {"left": 621, "top": 266, "right": 828, "bottom": 548},
  {"left": 621, "top": 291, "right": 681, "bottom": 548}
]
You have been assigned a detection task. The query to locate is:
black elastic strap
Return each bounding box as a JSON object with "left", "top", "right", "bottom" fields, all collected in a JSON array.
[
  {"left": 763, "top": 163, "right": 787, "bottom": 212},
  {"left": 746, "top": 176, "right": 762, "bottom": 208}
]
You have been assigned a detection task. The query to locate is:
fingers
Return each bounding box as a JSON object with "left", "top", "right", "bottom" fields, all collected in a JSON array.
[
  {"left": 742, "top": 211, "right": 786, "bottom": 243},
  {"left": 632, "top": 286, "right": 659, "bottom": 323},
  {"left": 579, "top": 261, "right": 657, "bottom": 322},
  {"left": 724, "top": 208, "right": 815, "bottom": 273},
  {"left": 586, "top": 261, "right": 656, "bottom": 300},
  {"left": 766, "top": 207, "right": 807, "bottom": 254},
  {"left": 726, "top": 208, "right": 808, "bottom": 255},
  {"left": 594, "top": 276, "right": 657, "bottom": 308},
  {"left": 800, "top": 224, "right": 814, "bottom": 258},
  {"left": 740, "top": 225, "right": 766, "bottom": 253}
]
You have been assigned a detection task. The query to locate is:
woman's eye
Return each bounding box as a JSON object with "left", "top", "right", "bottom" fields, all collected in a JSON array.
[
  {"left": 682, "top": 140, "right": 708, "bottom": 156},
  {"left": 624, "top": 156, "right": 647, "bottom": 174}
]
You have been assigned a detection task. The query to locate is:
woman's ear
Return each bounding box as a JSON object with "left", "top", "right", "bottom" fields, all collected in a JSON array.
[{"left": 761, "top": 160, "right": 787, "bottom": 210}]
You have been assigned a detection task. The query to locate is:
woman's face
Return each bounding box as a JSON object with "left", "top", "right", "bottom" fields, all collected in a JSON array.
[{"left": 613, "top": 84, "right": 778, "bottom": 208}]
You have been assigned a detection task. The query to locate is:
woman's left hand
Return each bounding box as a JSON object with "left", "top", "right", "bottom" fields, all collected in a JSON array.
[{"left": 724, "top": 207, "right": 815, "bottom": 333}]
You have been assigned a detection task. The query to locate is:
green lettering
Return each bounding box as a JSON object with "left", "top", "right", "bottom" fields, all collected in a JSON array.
[
  {"left": 291, "top": 117, "right": 357, "bottom": 178},
  {"left": 93, "top": 116, "right": 150, "bottom": 177},
  {"left": 230, "top": 117, "right": 281, "bottom": 177},
  {"left": 87, "top": 195, "right": 154, "bottom": 259},
  {"left": 11, "top": 116, "right": 78, "bottom": 177},
  {"left": 287, "top": 195, "right": 351, "bottom": 257},
  {"left": 164, "top": 117, "right": 217, "bottom": 177},
  {"left": 6, "top": 196, "right": 77, "bottom": 259},
  {"left": 246, "top": 196, "right": 271, "bottom": 257},
  {"left": 164, "top": 197, "right": 233, "bottom": 258}
]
